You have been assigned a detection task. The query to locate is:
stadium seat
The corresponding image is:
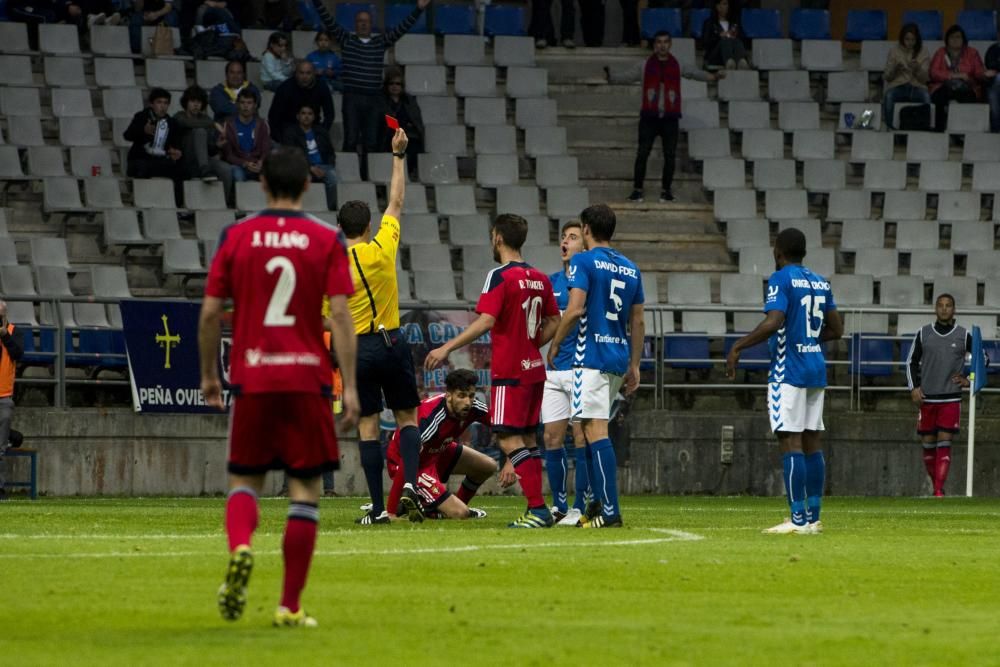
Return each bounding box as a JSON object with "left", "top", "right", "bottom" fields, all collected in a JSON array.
[
  {"left": 448, "top": 215, "right": 488, "bottom": 246},
  {"left": 0, "top": 146, "right": 25, "bottom": 180},
  {"left": 726, "top": 101, "right": 769, "bottom": 130},
  {"left": 681, "top": 312, "right": 726, "bottom": 335},
  {"left": 455, "top": 66, "right": 497, "bottom": 97},
  {"left": 44, "top": 56, "right": 85, "bottom": 87},
  {"left": 367, "top": 153, "right": 407, "bottom": 185},
  {"left": 474, "top": 125, "right": 516, "bottom": 154},
  {"left": 402, "top": 184, "right": 429, "bottom": 214},
  {"left": 882, "top": 191, "right": 926, "bottom": 221},
  {"left": 102, "top": 88, "right": 144, "bottom": 119},
  {"left": 848, "top": 334, "right": 894, "bottom": 376},
  {"left": 752, "top": 159, "right": 794, "bottom": 190},
  {"left": 738, "top": 246, "right": 775, "bottom": 276},
  {"left": 444, "top": 34, "right": 486, "bottom": 66},
  {"left": 414, "top": 271, "right": 459, "bottom": 301},
  {"left": 425, "top": 125, "right": 468, "bottom": 155},
  {"left": 525, "top": 127, "right": 567, "bottom": 156},
  {"left": 475, "top": 154, "right": 519, "bottom": 187},
  {"left": 830, "top": 274, "right": 874, "bottom": 305},
  {"left": 666, "top": 273, "right": 711, "bottom": 304},
  {"left": 827, "top": 191, "right": 872, "bottom": 221},
  {"left": 464, "top": 97, "right": 506, "bottom": 126},
  {"left": 720, "top": 272, "right": 765, "bottom": 305},
  {"left": 669, "top": 38, "right": 697, "bottom": 71},
  {"left": 409, "top": 245, "right": 452, "bottom": 271},
  {"left": 133, "top": 179, "right": 176, "bottom": 209},
  {"left": 484, "top": 5, "right": 526, "bottom": 36},
  {"left": 26, "top": 147, "right": 67, "bottom": 178},
  {"left": 515, "top": 99, "right": 557, "bottom": 128},
  {"left": 194, "top": 211, "right": 233, "bottom": 243},
  {"left": 494, "top": 36, "right": 535, "bottom": 67},
  {"left": 83, "top": 178, "right": 123, "bottom": 208},
  {"left": 718, "top": 71, "right": 760, "bottom": 101},
  {"left": 89, "top": 25, "right": 131, "bottom": 56},
  {"left": 801, "top": 40, "right": 842, "bottom": 72},
  {"left": 418, "top": 154, "right": 459, "bottom": 185},
  {"left": 194, "top": 60, "right": 225, "bottom": 89},
  {"left": 972, "top": 163, "right": 1000, "bottom": 193},
  {"left": 385, "top": 3, "right": 428, "bottom": 33},
  {"left": 910, "top": 249, "right": 954, "bottom": 278},
  {"left": 854, "top": 248, "right": 898, "bottom": 277},
  {"left": 103, "top": 209, "right": 147, "bottom": 248},
  {"left": 703, "top": 158, "right": 746, "bottom": 190},
  {"left": 789, "top": 9, "right": 830, "bottom": 40},
  {"left": 0, "top": 266, "right": 37, "bottom": 296},
  {"left": 803, "top": 159, "right": 846, "bottom": 192},
  {"left": 163, "top": 239, "right": 206, "bottom": 278},
  {"left": 752, "top": 39, "right": 794, "bottom": 71},
  {"left": 827, "top": 72, "right": 869, "bottom": 103},
  {"left": 961, "top": 133, "right": 1000, "bottom": 162},
  {"left": 240, "top": 29, "right": 271, "bottom": 57},
  {"left": 863, "top": 160, "right": 907, "bottom": 191},
  {"left": 461, "top": 245, "right": 496, "bottom": 272},
  {"left": 299, "top": 186, "right": 328, "bottom": 212},
  {"left": 946, "top": 104, "right": 990, "bottom": 133},
  {"left": 968, "top": 250, "right": 1000, "bottom": 279},
  {"left": 58, "top": 118, "right": 101, "bottom": 148},
  {"left": 39, "top": 24, "right": 80, "bottom": 55},
  {"left": 0, "top": 87, "right": 41, "bottom": 117},
  {"left": 142, "top": 209, "right": 182, "bottom": 241},
  {"left": 665, "top": 333, "right": 714, "bottom": 368},
  {"left": 400, "top": 214, "right": 438, "bottom": 245},
  {"left": 405, "top": 65, "right": 447, "bottom": 96},
  {"left": 641, "top": 8, "right": 682, "bottom": 40},
  {"left": 841, "top": 219, "right": 885, "bottom": 250},
  {"left": 790, "top": 131, "right": 834, "bottom": 162},
  {"left": 934, "top": 277, "right": 979, "bottom": 307},
  {"left": 434, "top": 4, "right": 476, "bottom": 34},
  {"left": 937, "top": 192, "right": 982, "bottom": 222},
  {"left": 435, "top": 185, "right": 477, "bottom": 215},
  {"left": 846, "top": 10, "right": 887, "bottom": 41},
  {"left": 496, "top": 185, "right": 540, "bottom": 216},
  {"left": 725, "top": 219, "right": 769, "bottom": 250},
  {"left": 43, "top": 177, "right": 84, "bottom": 211},
  {"left": 713, "top": 189, "right": 758, "bottom": 220},
  {"left": 895, "top": 221, "right": 940, "bottom": 250},
  {"left": 417, "top": 96, "right": 458, "bottom": 125},
  {"left": 145, "top": 59, "right": 187, "bottom": 90},
  {"left": 768, "top": 71, "right": 812, "bottom": 102},
  {"left": 394, "top": 34, "right": 436, "bottom": 65},
  {"left": 459, "top": 270, "right": 484, "bottom": 300},
  {"left": 740, "top": 9, "right": 782, "bottom": 39},
  {"left": 74, "top": 303, "right": 111, "bottom": 328},
  {"left": 920, "top": 161, "right": 964, "bottom": 193},
  {"left": 0, "top": 22, "right": 31, "bottom": 53},
  {"left": 51, "top": 88, "right": 94, "bottom": 119},
  {"left": 505, "top": 67, "right": 548, "bottom": 98},
  {"left": 903, "top": 10, "right": 943, "bottom": 41},
  {"left": 849, "top": 132, "right": 893, "bottom": 163},
  {"left": 95, "top": 58, "right": 137, "bottom": 88},
  {"left": 675, "top": 98, "right": 718, "bottom": 131},
  {"left": 778, "top": 102, "right": 820, "bottom": 131},
  {"left": 30, "top": 238, "right": 70, "bottom": 269},
  {"left": 688, "top": 8, "right": 711, "bottom": 39},
  {"left": 331, "top": 153, "right": 359, "bottom": 183},
  {"left": 879, "top": 275, "right": 924, "bottom": 306},
  {"left": 688, "top": 128, "right": 731, "bottom": 159},
  {"left": 234, "top": 181, "right": 267, "bottom": 212},
  {"left": 546, "top": 187, "right": 589, "bottom": 219},
  {"left": 0, "top": 55, "right": 33, "bottom": 86},
  {"left": 949, "top": 221, "right": 995, "bottom": 253},
  {"left": 536, "top": 156, "right": 578, "bottom": 188},
  {"left": 905, "top": 132, "right": 949, "bottom": 163},
  {"left": 859, "top": 40, "right": 894, "bottom": 71},
  {"left": 682, "top": 78, "right": 708, "bottom": 99}
]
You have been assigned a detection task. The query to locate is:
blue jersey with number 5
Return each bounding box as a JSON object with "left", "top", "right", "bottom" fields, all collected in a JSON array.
[
  {"left": 764, "top": 264, "right": 836, "bottom": 388},
  {"left": 568, "top": 247, "right": 644, "bottom": 375}
]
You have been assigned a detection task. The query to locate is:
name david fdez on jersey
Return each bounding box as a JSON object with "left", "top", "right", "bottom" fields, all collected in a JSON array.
[{"left": 592, "top": 259, "right": 638, "bottom": 278}]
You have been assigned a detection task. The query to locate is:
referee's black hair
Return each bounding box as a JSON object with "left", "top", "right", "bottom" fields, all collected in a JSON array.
[
  {"left": 445, "top": 369, "right": 479, "bottom": 393},
  {"left": 261, "top": 146, "right": 310, "bottom": 201},
  {"left": 581, "top": 204, "right": 616, "bottom": 242},
  {"left": 491, "top": 214, "right": 528, "bottom": 251},
  {"left": 775, "top": 227, "right": 807, "bottom": 263},
  {"left": 338, "top": 201, "right": 372, "bottom": 239}
]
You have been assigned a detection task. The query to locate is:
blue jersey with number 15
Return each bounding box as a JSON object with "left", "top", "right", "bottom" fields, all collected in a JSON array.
[
  {"left": 568, "top": 247, "right": 644, "bottom": 375},
  {"left": 764, "top": 264, "right": 836, "bottom": 388}
]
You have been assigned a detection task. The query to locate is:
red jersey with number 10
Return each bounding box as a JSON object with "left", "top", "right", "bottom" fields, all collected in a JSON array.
[
  {"left": 204, "top": 209, "right": 354, "bottom": 395},
  {"left": 476, "top": 261, "right": 558, "bottom": 385}
]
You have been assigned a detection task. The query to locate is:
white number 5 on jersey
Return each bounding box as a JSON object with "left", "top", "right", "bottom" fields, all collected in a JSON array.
[{"left": 606, "top": 279, "right": 626, "bottom": 321}]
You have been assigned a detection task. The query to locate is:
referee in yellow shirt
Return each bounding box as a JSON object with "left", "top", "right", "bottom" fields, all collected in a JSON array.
[{"left": 338, "top": 128, "right": 423, "bottom": 525}]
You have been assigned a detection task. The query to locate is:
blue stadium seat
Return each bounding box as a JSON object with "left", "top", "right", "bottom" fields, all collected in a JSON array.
[
  {"left": 689, "top": 8, "right": 711, "bottom": 39},
  {"left": 484, "top": 5, "right": 525, "bottom": 36},
  {"left": 789, "top": 9, "right": 830, "bottom": 40},
  {"left": 20, "top": 328, "right": 56, "bottom": 367},
  {"left": 845, "top": 9, "right": 887, "bottom": 41},
  {"left": 385, "top": 4, "right": 429, "bottom": 34},
  {"left": 335, "top": 3, "right": 376, "bottom": 32},
  {"left": 665, "top": 335, "right": 712, "bottom": 370},
  {"left": 849, "top": 334, "right": 894, "bottom": 377},
  {"left": 982, "top": 340, "right": 1000, "bottom": 375},
  {"left": 76, "top": 330, "right": 128, "bottom": 369},
  {"left": 723, "top": 336, "right": 769, "bottom": 370},
  {"left": 958, "top": 10, "right": 998, "bottom": 41},
  {"left": 434, "top": 5, "right": 477, "bottom": 35},
  {"left": 741, "top": 9, "right": 782, "bottom": 39},
  {"left": 641, "top": 8, "right": 682, "bottom": 40},
  {"left": 297, "top": 0, "right": 322, "bottom": 30},
  {"left": 902, "top": 10, "right": 942, "bottom": 41}
]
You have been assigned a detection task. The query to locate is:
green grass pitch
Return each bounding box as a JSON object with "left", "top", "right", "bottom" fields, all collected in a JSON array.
[{"left": 2, "top": 496, "right": 999, "bottom": 666}]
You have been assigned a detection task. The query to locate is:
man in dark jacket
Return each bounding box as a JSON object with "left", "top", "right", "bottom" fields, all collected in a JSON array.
[
  {"left": 985, "top": 42, "right": 1000, "bottom": 131},
  {"left": 123, "top": 88, "right": 185, "bottom": 206},
  {"left": 267, "top": 60, "right": 335, "bottom": 146},
  {"left": 378, "top": 66, "right": 424, "bottom": 176},
  {"left": 282, "top": 103, "right": 337, "bottom": 210}
]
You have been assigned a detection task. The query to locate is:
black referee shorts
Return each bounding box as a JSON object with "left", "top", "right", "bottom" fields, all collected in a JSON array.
[{"left": 357, "top": 328, "right": 421, "bottom": 417}]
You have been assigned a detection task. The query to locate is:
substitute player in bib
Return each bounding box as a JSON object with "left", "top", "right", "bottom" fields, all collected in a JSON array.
[
  {"left": 384, "top": 369, "right": 497, "bottom": 519},
  {"left": 548, "top": 204, "right": 644, "bottom": 529},
  {"left": 906, "top": 294, "right": 977, "bottom": 497},
  {"left": 542, "top": 221, "right": 597, "bottom": 526},
  {"left": 425, "top": 214, "right": 561, "bottom": 528},
  {"left": 199, "top": 146, "right": 360, "bottom": 627},
  {"left": 726, "top": 228, "right": 842, "bottom": 535},
  {"left": 341, "top": 128, "right": 426, "bottom": 525}
]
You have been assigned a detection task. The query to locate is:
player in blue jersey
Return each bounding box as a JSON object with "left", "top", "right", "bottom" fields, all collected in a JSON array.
[
  {"left": 548, "top": 204, "right": 645, "bottom": 528},
  {"left": 726, "top": 228, "right": 843, "bottom": 535},
  {"left": 541, "top": 221, "right": 597, "bottom": 526}
]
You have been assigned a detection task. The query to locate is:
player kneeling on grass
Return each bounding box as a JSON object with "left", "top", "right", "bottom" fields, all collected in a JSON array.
[{"left": 384, "top": 369, "right": 497, "bottom": 519}]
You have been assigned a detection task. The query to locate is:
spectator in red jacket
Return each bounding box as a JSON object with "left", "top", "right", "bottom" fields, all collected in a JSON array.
[{"left": 929, "top": 25, "right": 997, "bottom": 131}]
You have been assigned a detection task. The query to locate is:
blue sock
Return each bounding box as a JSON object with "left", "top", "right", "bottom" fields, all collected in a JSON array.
[
  {"left": 572, "top": 445, "right": 591, "bottom": 511},
  {"left": 589, "top": 439, "right": 620, "bottom": 518},
  {"left": 805, "top": 451, "right": 825, "bottom": 523},
  {"left": 544, "top": 448, "right": 569, "bottom": 513},
  {"left": 782, "top": 452, "right": 807, "bottom": 526},
  {"left": 585, "top": 441, "right": 596, "bottom": 504}
]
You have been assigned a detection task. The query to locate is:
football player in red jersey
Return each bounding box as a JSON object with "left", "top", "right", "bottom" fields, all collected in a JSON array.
[
  {"left": 199, "top": 146, "right": 359, "bottom": 628},
  {"left": 424, "top": 214, "right": 561, "bottom": 528},
  {"left": 384, "top": 369, "right": 498, "bottom": 519}
]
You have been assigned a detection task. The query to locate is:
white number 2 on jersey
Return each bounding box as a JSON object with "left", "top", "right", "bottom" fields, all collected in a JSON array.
[
  {"left": 522, "top": 296, "right": 542, "bottom": 338},
  {"left": 606, "top": 279, "right": 626, "bottom": 321},
  {"left": 264, "top": 256, "right": 297, "bottom": 326},
  {"left": 799, "top": 294, "right": 826, "bottom": 339}
]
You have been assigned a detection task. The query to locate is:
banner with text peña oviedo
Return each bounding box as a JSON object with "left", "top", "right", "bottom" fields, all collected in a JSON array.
[{"left": 120, "top": 300, "right": 234, "bottom": 413}]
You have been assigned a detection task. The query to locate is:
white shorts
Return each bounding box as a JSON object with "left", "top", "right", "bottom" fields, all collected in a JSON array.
[
  {"left": 541, "top": 370, "right": 575, "bottom": 424},
  {"left": 571, "top": 368, "right": 624, "bottom": 421},
  {"left": 768, "top": 383, "right": 825, "bottom": 433}
]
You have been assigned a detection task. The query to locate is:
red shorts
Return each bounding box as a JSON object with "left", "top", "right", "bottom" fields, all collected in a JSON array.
[
  {"left": 918, "top": 402, "right": 961, "bottom": 436},
  {"left": 228, "top": 393, "right": 339, "bottom": 478},
  {"left": 490, "top": 381, "right": 543, "bottom": 434},
  {"left": 386, "top": 442, "right": 463, "bottom": 514}
]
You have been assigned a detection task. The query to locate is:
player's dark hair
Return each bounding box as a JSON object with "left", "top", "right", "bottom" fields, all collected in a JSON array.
[
  {"left": 445, "top": 368, "right": 479, "bottom": 393},
  {"left": 581, "top": 204, "right": 616, "bottom": 242},
  {"left": 560, "top": 220, "right": 582, "bottom": 235},
  {"left": 775, "top": 227, "right": 807, "bottom": 263},
  {"left": 936, "top": 293, "right": 956, "bottom": 307},
  {"left": 338, "top": 201, "right": 372, "bottom": 238},
  {"left": 261, "top": 146, "right": 310, "bottom": 201},
  {"left": 491, "top": 214, "right": 528, "bottom": 251},
  {"left": 180, "top": 85, "right": 208, "bottom": 109},
  {"left": 148, "top": 87, "right": 171, "bottom": 103}
]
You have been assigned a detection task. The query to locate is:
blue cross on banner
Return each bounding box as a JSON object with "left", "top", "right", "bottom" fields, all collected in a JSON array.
[{"left": 970, "top": 325, "right": 988, "bottom": 396}]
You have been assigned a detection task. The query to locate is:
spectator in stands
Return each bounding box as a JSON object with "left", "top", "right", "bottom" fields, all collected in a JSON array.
[
  {"left": 310, "top": 0, "right": 430, "bottom": 155},
  {"left": 128, "top": 0, "right": 179, "bottom": 55},
  {"left": 627, "top": 31, "right": 721, "bottom": 203},
  {"left": 64, "top": 1, "right": 123, "bottom": 29},
  {"left": 929, "top": 25, "right": 996, "bottom": 132},
  {"left": 984, "top": 41, "right": 1000, "bottom": 131},
  {"left": 882, "top": 23, "right": 931, "bottom": 130},
  {"left": 261, "top": 32, "right": 295, "bottom": 92},
  {"left": 194, "top": 1, "right": 241, "bottom": 35},
  {"left": 209, "top": 60, "right": 262, "bottom": 123},
  {"left": 0, "top": 300, "right": 24, "bottom": 502},
  {"left": 283, "top": 104, "right": 338, "bottom": 210},
  {"left": 174, "top": 85, "right": 224, "bottom": 183},
  {"left": 308, "top": 30, "right": 344, "bottom": 93},
  {"left": 620, "top": 0, "right": 640, "bottom": 47},
  {"left": 378, "top": 66, "right": 424, "bottom": 175},
  {"left": 530, "top": 0, "right": 577, "bottom": 49},
  {"left": 268, "top": 59, "right": 335, "bottom": 143},
  {"left": 213, "top": 88, "right": 273, "bottom": 206},
  {"left": 579, "top": 0, "right": 604, "bottom": 47},
  {"left": 701, "top": 0, "right": 749, "bottom": 70},
  {"left": 7, "top": 0, "right": 79, "bottom": 48},
  {"left": 249, "top": 0, "right": 303, "bottom": 30},
  {"left": 124, "top": 88, "right": 185, "bottom": 206}
]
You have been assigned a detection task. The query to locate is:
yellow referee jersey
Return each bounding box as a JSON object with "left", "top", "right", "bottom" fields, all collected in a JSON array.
[{"left": 347, "top": 214, "right": 401, "bottom": 334}]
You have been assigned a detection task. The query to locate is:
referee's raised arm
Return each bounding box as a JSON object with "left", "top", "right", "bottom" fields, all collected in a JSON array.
[{"left": 384, "top": 129, "right": 408, "bottom": 222}]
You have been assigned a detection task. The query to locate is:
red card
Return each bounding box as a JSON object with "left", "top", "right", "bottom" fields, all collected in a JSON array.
[{"left": 385, "top": 115, "right": 400, "bottom": 130}]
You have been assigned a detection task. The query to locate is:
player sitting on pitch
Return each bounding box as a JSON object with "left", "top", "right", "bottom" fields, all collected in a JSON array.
[{"left": 385, "top": 369, "right": 498, "bottom": 519}]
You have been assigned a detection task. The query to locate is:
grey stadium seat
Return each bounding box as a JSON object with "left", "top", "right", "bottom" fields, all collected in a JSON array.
[
  {"left": 933, "top": 277, "right": 978, "bottom": 307},
  {"left": 905, "top": 132, "right": 949, "bottom": 162},
  {"left": 84, "top": 178, "right": 124, "bottom": 208},
  {"left": 461, "top": 245, "right": 496, "bottom": 271},
  {"left": 679, "top": 99, "right": 720, "bottom": 130},
  {"left": 0, "top": 56, "right": 33, "bottom": 86},
  {"left": 753, "top": 159, "right": 795, "bottom": 190},
  {"left": 403, "top": 184, "right": 429, "bottom": 214},
  {"left": 719, "top": 70, "right": 760, "bottom": 101},
  {"left": 505, "top": 67, "right": 548, "bottom": 97},
  {"left": 895, "top": 221, "right": 940, "bottom": 250},
  {"left": 0, "top": 147, "right": 25, "bottom": 179},
  {"left": 937, "top": 192, "right": 981, "bottom": 222},
  {"left": 31, "top": 238, "right": 71, "bottom": 269},
  {"left": 879, "top": 275, "right": 925, "bottom": 306},
  {"left": 918, "top": 161, "right": 962, "bottom": 192},
  {"left": 800, "top": 40, "right": 843, "bottom": 71},
  {"left": 860, "top": 41, "right": 893, "bottom": 71},
  {"left": 962, "top": 133, "right": 1000, "bottom": 162},
  {"left": 400, "top": 214, "right": 439, "bottom": 245},
  {"left": 0, "top": 239, "right": 18, "bottom": 266},
  {"left": 830, "top": 274, "right": 874, "bottom": 305},
  {"left": 971, "top": 164, "right": 1000, "bottom": 193},
  {"left": 102, "top": 88, "right": 144, "bottom": 119},
  {"left": 145, "top": 59, "right": 187, "bottom": 90},
  {"left": 826, "top": 71, "right": 869, "bottom": 102},
  {"left": 515, "top": 99, "right": 557, "bottom": 128},
  {"left": 494, "top": 36, "right": 535, "bottom": 67},
  {"left": 449, "top": 214, "right": 490, "bottom": 246},
  {"left": 464, "top": 97, "right": 507, "bottom": 126},
  {"left": 44, "top": 177, "right": 83, "bottom": 210},
  {"left": 414, "top": 271, "right": 459, "bottom": 301},
  {"left": 682, "top": 78, "right": 708, "bottom": 99},
  {"left": 51, "top": 88, "right": 94, "bottom": 118},
  {"left": 949, "top": 221, "right": 995, "bottom": 253},
  {"left": 36, "top": 267, "right": 76, "bottom": 327},
  {"left": 854, "top": 248, "right": 899, "bottom": 277},
  {"left": 0, "top": 87, "right": 41, "bottom": 117},
  {"left": 406, "top": 65, "right": 447, "bottom": 96},
  {"left": 444, "top": 34, "right": 486, "bottom": 66},
  {"left": 840, "top": 219, "right": 885, "bottom": 250},
  {"left": 90, "top": 25, "right": 131, "bottom": 56},
  {"left": 969, "top": 251, "right": 1000, "bottom": 280},
  {"left": 546, "top": 187, "right": 589, "bottom": 219},
  {"left": 195, "top": 211, "right": 235, "bottom": 241},
  {"left": 0, "top": 23, "right": 30, "bottom": 53},
  {"left": 417, "top": 96, "right": 458, "bottom": 125},
  {"left": 791, "top": 130, "right": 834, "bottom": 160},
  {"left": 688, "top": 128, "right": 731, "bottom": 159},
  {"left": 44, "top": 56, "right": 86, "bottom": 87},
  {"left": 395, "top": 34, "right": 437, "bottom": 65},
  {"left": 235, "top": 181, "right": 268, "bottom": 212},
  {"left": 725, "top": 219, "right": 769, "bottom": 250},
  {"left": 397, "top": 269, "right": 414, "bottom": 301},
  {"left": 883, "top": 191, "right": 927, "bottom": 221},
  {"left": 741, "top": 129, "right": 783, "bottom": 160},
  {"left": 8, "top": 117, "right": 44, "bottom": 147},
  {"left": 476, "top": 154, "right": 519, "bottom": 187},
  {"left": 425, "top": 125, "right": 468, "bottom": 156},
  {"left": 764, "top": 190, "right": 808, "bottom": 220},
  {"left": 74, "top": 302, "right": 111, "bottom": 328},
  {"left": 455, "top": 66, "right": 497, "bottom": 97},
  {"left": 0, "top": 266, "right": 37, "bottom": 296},
  {"left": 241, "top": 29, "right": 272, "bottom": 58},
  {"left": 435, "top": 185, "right": 477, "bottom": 215},
  {"left": 726, "top": 101, "right": 770, "bottom": 130},
  {"left": 462, "top": 270, "right": 486, "bottom": 300},
  {"left": 536, "top": 156, "right": 578, "bottom": 188},
  {"left": 721, "top": 273, "right": 765, "bottom": 304},
  {"left": 778, "top": 102, "right": 820, "bottom": 131},
  {"left": 27, "top": 147, "right": 67, "bottom": 178},
  {"left": 752, "top": 39, "right": 793, "bottom": 70},
  {"left": 475, "top": 125, "right": 516, "bottom": 154},
  {"left": 841, "top": 312, "right": 890, "bottom": 335},
  {"left": 738, "top": 247, "right": 776, "bottom": 276},
  {"left": 803, "top": 160, "right": 846, "bottom": 192},
  {"left": 59, "top": 118, "right": 102, "bottom": 147},
  {"left": 909, "top": 249, "right": 954, "bottom": 278},
  {"left": 410, "top": 245, "right": 453, "bottom": 271},
  {"left": 778, "top": 219, "right": 822, "bottom": 248},
  {"left": 39, "top": 24, "right": 80, "bottom": 55},
  {"left": 335, "top": 153, "right": 361, "bottom": 183},
  {"left": 850, "top": 131, "right": 893, "bottom": 162},
  {"left": 525, "top": 127, "right": 567, "bottom": 156},
  {"left": 713, "top": 189, "right": 758, "bottom": 220},
  {"left": 666, "top": 273, "right": 711, "bottom": 304},
  {"left": 133, "top": 179, "right": 176, "bottom": 209},
  {"left": 367, "top": 153, "right": 409, "bottom": 185},
  {"left": 103, "top": 209, "right": 146, "bottom": 247},
  {"left": 703, "top": 158, "right": 746, "bottom": 190},
  {"left": 143, "top": 209, "right": 183, "bottom": 241},
  {"left": 95, "top": 57, "right": 137, "bottom": 88},
  {"left": 336, "top": 183, "right": 378, "bottom": 212},
  {"left": 682, "top": 312, "right": 727, "bottom": 335},
  {"left": 863, "top": 160, "right": 907, "bottom": 191},
  {"left": 162, "top": 239, "right": 206, "bottom": 276},
  {"left": 946, "top": 104, "right": 989, "bottom": 133},
  {"left": 418, "top": 154, "right": 459, "bottom": 184},
  {"left": 768, "top": 71, "right": 812, "bottom": 102},
  {"left": 195, "top": 60, "right": 226, "bottom": 89},
  {"left": 497, "top": 185, "right": 540, "bottom": 216}
]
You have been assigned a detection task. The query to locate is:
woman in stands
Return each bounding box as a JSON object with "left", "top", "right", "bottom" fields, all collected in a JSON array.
[
  {"left": 882, "top": 23, "right": 931, "bottom": 130},
  {"left": 929, "top": 25, "right": 997, "bottom": 132},
  {"left": 701, "top": 0, "right": 750, "bottom": 70}
]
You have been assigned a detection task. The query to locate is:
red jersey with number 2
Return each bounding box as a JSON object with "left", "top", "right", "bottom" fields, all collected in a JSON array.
[
  {"left": 476, "top": 261, "right": 558, "bottom": 385},
  {"left": 204, "top": 209, "right": 354, "bottom": 395}
]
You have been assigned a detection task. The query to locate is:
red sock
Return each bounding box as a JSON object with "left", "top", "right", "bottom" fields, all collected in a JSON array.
[
  {"left": 511, "top": 448, "right": 545, "bottom": 508},
  {"left": 225, "top": 488, "right": 259, "bottom": 552},
  {"left": 456, "top": 477, "right": 482, "bottom": 504},
  {"left": 922, "top": 447, "right": 937, "bottom": 484},
  {"left": 280, "top": 503, "right": 319, "bottom": 614},
  {"left": 934, "top": 446, "right": 951, "bottom": 495}
]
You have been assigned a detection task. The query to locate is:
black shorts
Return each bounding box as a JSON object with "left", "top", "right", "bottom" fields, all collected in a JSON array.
[{"left": 357, "top": 329, "right": 421, "bottom": 416}]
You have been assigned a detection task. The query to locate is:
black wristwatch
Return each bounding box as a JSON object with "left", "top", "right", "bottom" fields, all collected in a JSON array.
[{"left": 392, "top": 151, "right": 406, "bottom": 159}]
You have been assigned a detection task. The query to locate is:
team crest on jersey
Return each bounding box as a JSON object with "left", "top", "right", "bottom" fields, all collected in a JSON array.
[{"left": 767, "top": 284, "right": 780, "bottom": 303}]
